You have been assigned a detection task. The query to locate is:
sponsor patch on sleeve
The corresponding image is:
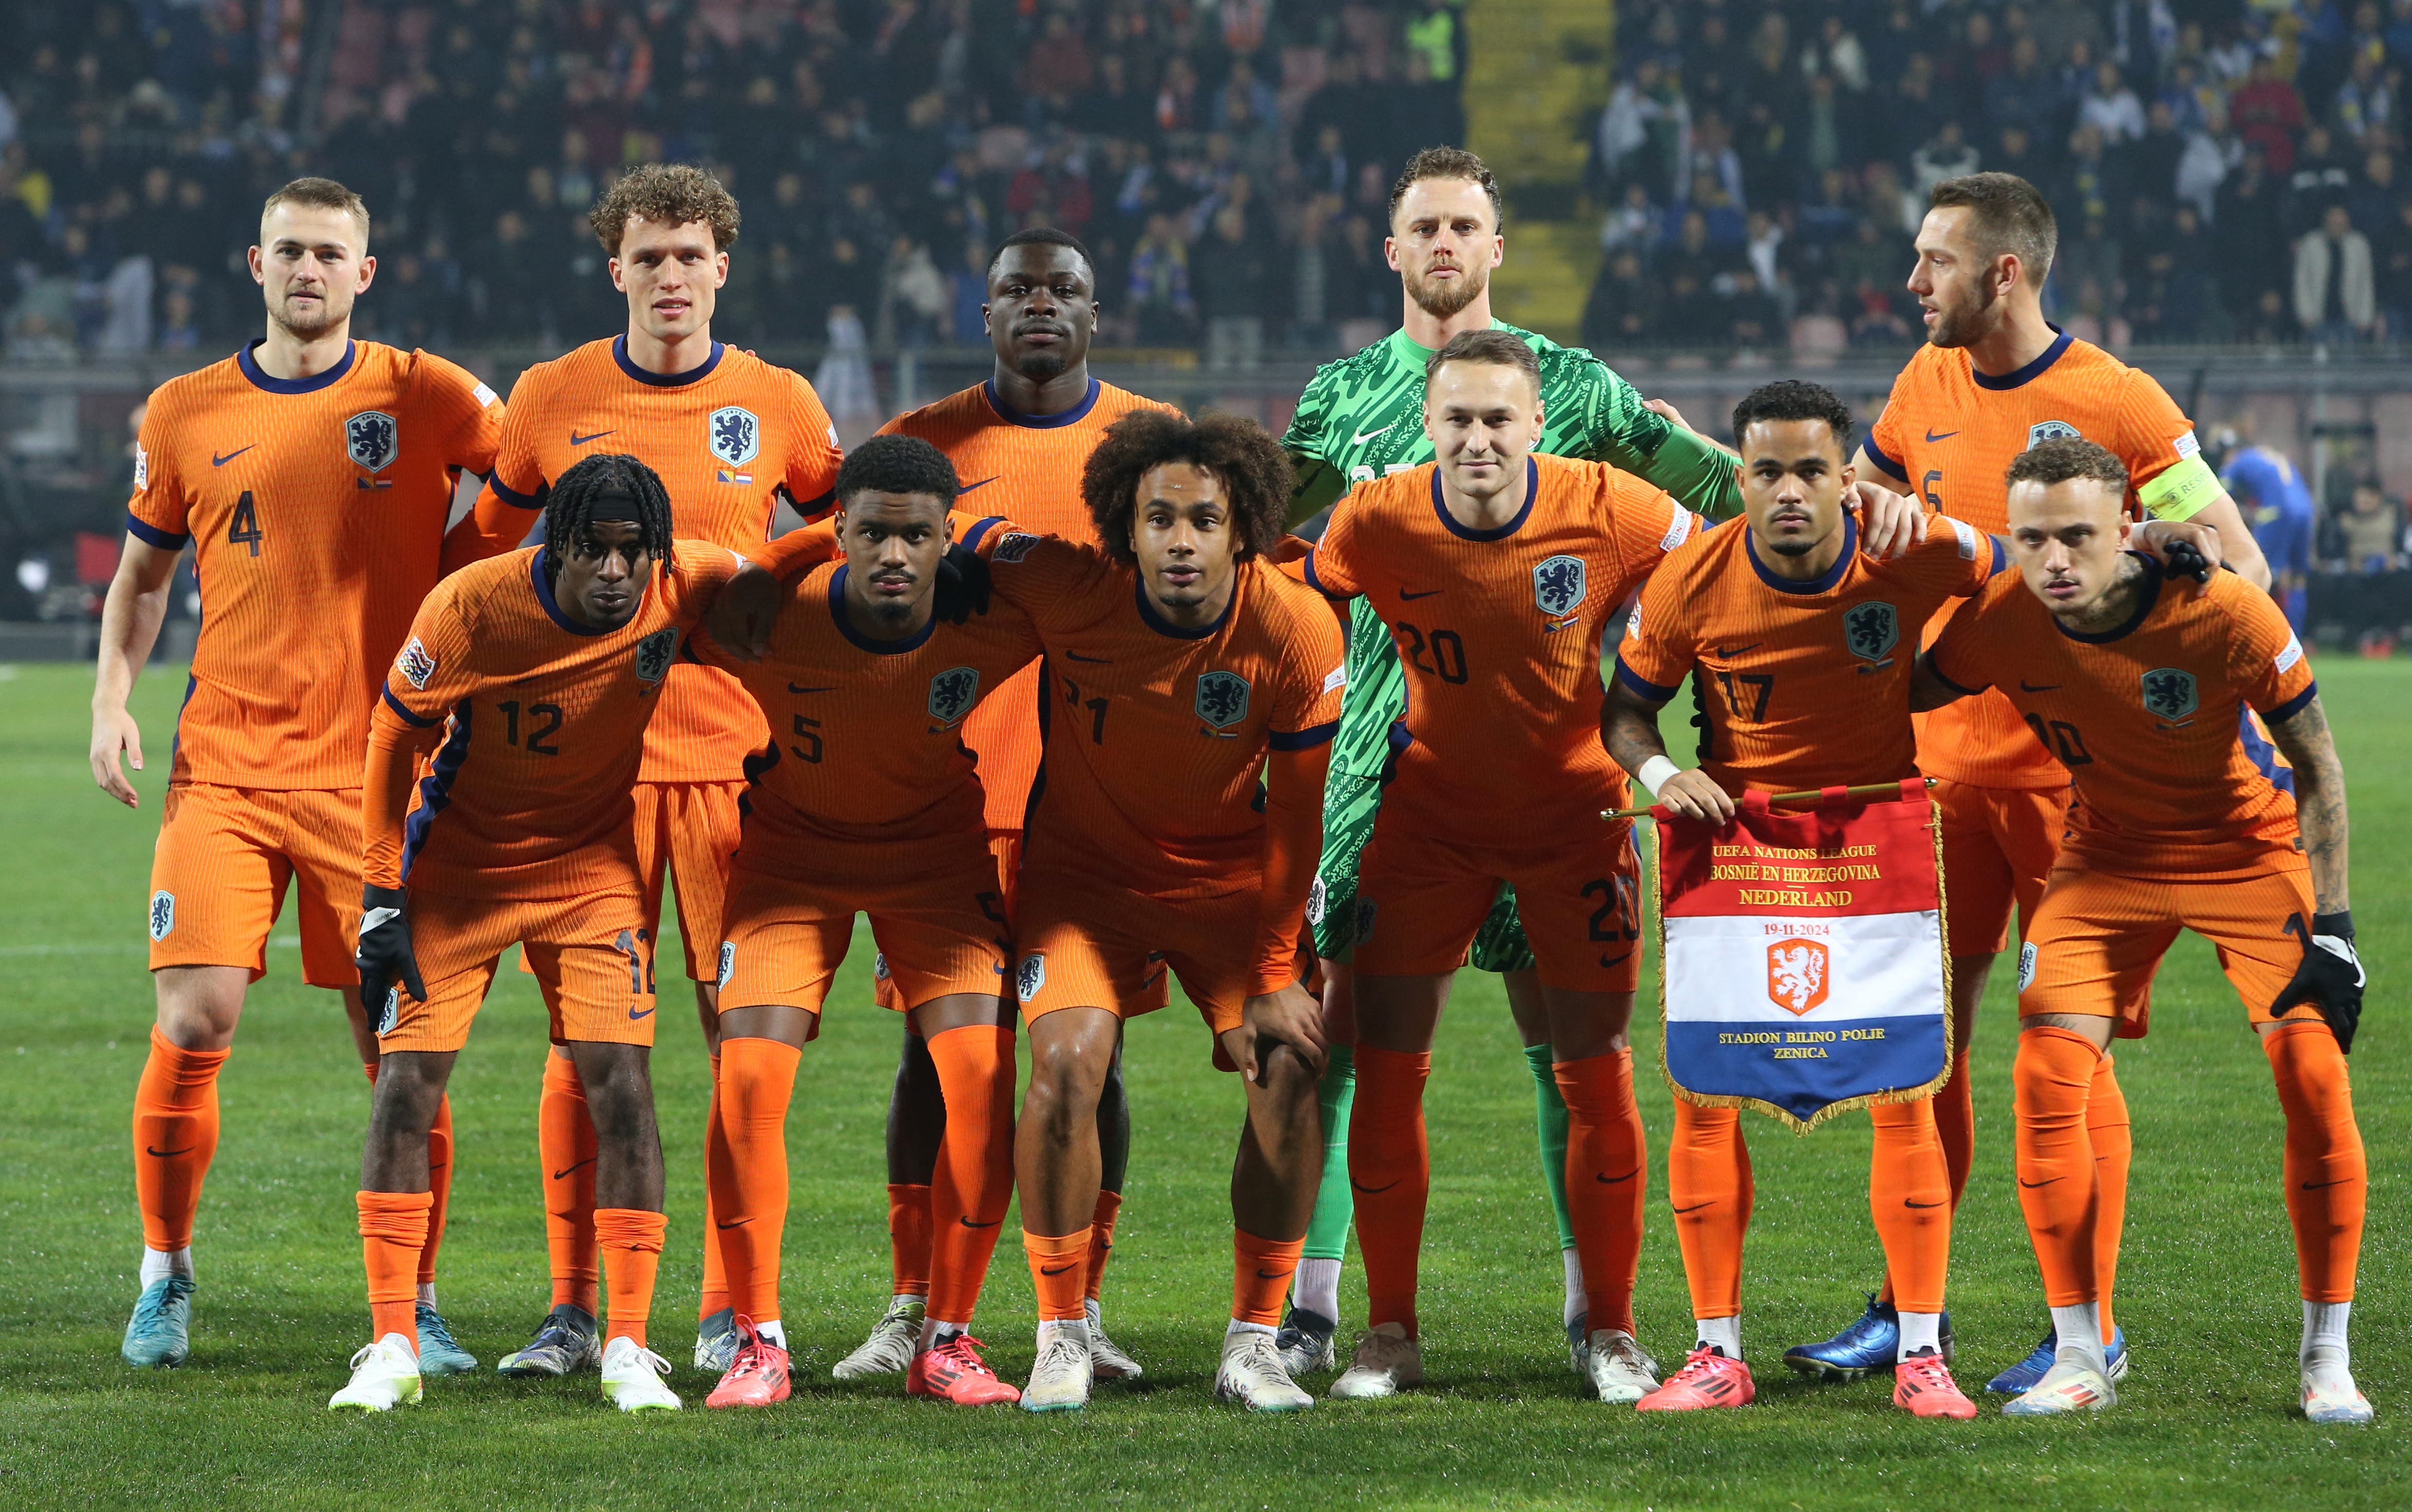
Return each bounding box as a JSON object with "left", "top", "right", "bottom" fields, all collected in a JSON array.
[
  {"left": 1947, "top": 516, "right": 1979, "bottom": 560},
  {"left": 1322, "top": 664, "right": 1347, "bottom": 694},
  {"left": 398, "top": 637, "right": 438, "bottom": 690},
  {"left": 133, "top": 444, "right": 149, "bottom": 492},
  {"left": 472, "top": 381, "right": 498, "bottom": 408},
  {"left": 1659, "top": 505, "right": 1697, "bottom": 552},
  {"left": 2275, "top": 632, "right": 2305, "bottom": 675},
  {"left": 993, "top": 531, "right": 1042, "bottom": 563},
  {"left": 2174, "top": 428, "right": 2201, "bottom": 459}
]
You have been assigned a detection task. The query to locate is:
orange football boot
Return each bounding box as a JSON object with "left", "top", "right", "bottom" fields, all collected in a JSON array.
[
  {"left": 704, "top": 1318, "right": 792, "bottom": 1409},
  {"left": 1635, "top": 1347, "right": 1756, "bottom": 1411},
  {"left": 1894, "top": 1351, "right": 1979, "bottom": 1419},
  {"left": 907, "top": 1334, "right": 1022, "bottom": 1406}
]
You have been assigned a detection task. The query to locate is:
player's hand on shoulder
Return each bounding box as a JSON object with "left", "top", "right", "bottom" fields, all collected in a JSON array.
[
  {"left": 935, "top": 539, "right": 992, "bottom": 625},
  {"left": 707, "top": 561, "right": 788, "bottom": 661},
  {"left": 1233, "top": 982, "right": 1329, "bottom": 1083},
  {"left": 1848, "top": 479, "right": 1927, "bottom": 559},
  {"left": 1656, "top": 768, "right": 1738, "bottom": 826},
  {"left": 2273, "top": 911, "right": 2365, "bottom": 1054},
  {"left": 1643, "top": 396, "right": 1698, "bottom": 435},
  {"left": 90, "top": 704, "right": 144, "bottom": 808},
  {"left": 2129, "top": 517, "right": 2222, "bottom": 585},
  {"left": 355, "top": 885, "right": 426, "bottom": 1029}
]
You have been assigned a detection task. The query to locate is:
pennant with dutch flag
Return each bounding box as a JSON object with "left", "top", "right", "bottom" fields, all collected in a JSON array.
[{"left": 1653, "top": 779, "right": 1952, "bottom": 1131}]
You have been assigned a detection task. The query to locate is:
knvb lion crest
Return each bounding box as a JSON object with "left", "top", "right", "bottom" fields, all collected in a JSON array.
[
  {"left": 929, "top": 666, "right": 981, "bottom": 725},
  {"left": 633, "top": 628, "right": 678, "bottom": 684},
  {"left": 149, "top": 890, "right": 175, "bottom": 942},
  {"left": 346, "top": 410, "right": 399, "bottom": 472},
  {"left": 709, "top": 406, "right": 760, "bottom": 468},
  {"left": 1767, "top": 939, "right": 1830, "bottom": 1015},
  {"left": 1195, "top": 670, "right": 1250, "bottom": 729},
  {"left": 2027, "top": 419, "right": 2082, "bottom": 448},
  {"left": 1844, "top": 600, "right": 1899, "bottom": 661},
  {"left": 717, "top": 941, "right": 736, "bottom": 990},
  {"left": 1016, "top": 954, "right": 1046, "bottom": 1003},
  {"left": 2140, "top": 667, "right": 2199, "bottom": 721},
  {"left": 1533, "top": 554, "right": 1587, "bottom": 618}
]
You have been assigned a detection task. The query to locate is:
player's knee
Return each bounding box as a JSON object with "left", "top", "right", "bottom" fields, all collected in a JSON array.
[
  {"left": 1024, "top": 1043, "right": 1104, "bottom": 1143},
  {"left": 1256, "top": 1040, "right": 1321, "bottom": 1103},
  {"left": 367, "top": 1052, "right": 449, "bottom": 1137},
  {"left": 153, "top": 967, "right": 248, "bottom": 1049}
]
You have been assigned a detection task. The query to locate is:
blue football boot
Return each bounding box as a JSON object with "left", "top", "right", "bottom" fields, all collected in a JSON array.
[
  {"left": 1986, "top": 1324, "right": 2127, "bottom": 1394},
  {"left": 1782, "top": 1294, "right": 1955, "bottom": 1381},
  {"left": 122, "top": 1274, "right": 196, "bottom": 1368},
  {"left": 415, "top": 1300, "right": 479, "bottom": 1375}
]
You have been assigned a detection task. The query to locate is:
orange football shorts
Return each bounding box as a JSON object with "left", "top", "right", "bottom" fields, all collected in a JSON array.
[
  {"left": 378, "top": 887, "right": 657, "bottom": 1053},
  {"left": 1351, "top": 814, "right": 1645, "bottom": 993},
  {"left": 717, "top": 845, "right": 1012, "bottom": 1021},
  {"left": 147, "top": 783, "right": 363, "bottom": 989},
  {"left": 633, "top": 779, "right": 744, "bottom": 982},
  {"left": 1012, "top": 865, "right": 1265, "bottom": 1044},
  {"left": 1935, "top": 777, "right": 2070, "bottom": 958}
]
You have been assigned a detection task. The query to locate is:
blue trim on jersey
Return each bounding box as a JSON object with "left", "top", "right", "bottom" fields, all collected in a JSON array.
[
  {"left": 1863, "top": 430, "right": 1907, "bottom": 482},
  {"left": 236, "top": 339, "right": 356, "bottom": 395},
  {"left": 829, "top": 566, "right": 939, "bottom": 654},
  {"left": 1134, "top": 577, "right": 1231, "bottom": 639},
  {"left": 2265, "top": 680, "right": 2319, "bottom": 724},
  {"left": 1301, "top": 550, "right": 1330, "bottom": 596},
  {"left": 400, "top": 701, "right": 474, "bottom": 880},
  {"left": 1431, "top": 458, "right": 1539, "bottom": 541},
  {"left": 168, "top": 671, "right": 197, "bottom": 772},
  {"left": 380, "top": 683, "right": 440, "bottom": 728},
  {"left": 2052, "top": 555, "right": 2164, "bottom": 643},
  {"left": 1747, "top": 513, "right": 1859, "bottom": 594},
  {"left": 1971, "top": 325, "right": 2074, "bottom": 391},
  {"left": 1021, "top": 654, "right": 1055, "bottom": 833},
  {"left": 612, "top": 333, "right": 723, "bottom": 386},
  {"left": 736, "top": 738, "right": 781, "bottom": 824},
  {"left": 1986, "top": 535, "right": 2007, "bottom": 577},
  {"left": 488, "top": 472, "right": 545, "bottom": 509},
  {"left": 983, "top": 377, "right": 1101, "bottom": 429},
  {"left": 1268, "top": 720, "right": 1339, "bottom": 751},
  {"left": 530, "top": 548, "right": 621, "bottom": 636},
  {"left": 2236, "top": 705, "right": 2299, "bottom": 795},
  {"left": 1613, "top": 657, "right": 1679, "bottom": 701},
  {"left": 959, "top": 515, "right": 1008, "bottom": 552},
  {"left": 1925, "top": 654, "right": 1987, "bottom": 699},
  {"left": 125, "top": 511, "right": 191, "bottom": 549}
]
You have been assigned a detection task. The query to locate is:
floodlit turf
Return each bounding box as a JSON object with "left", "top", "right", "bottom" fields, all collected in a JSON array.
[{"left": 0, "top": 656, "right": 2404, "bottom": 1509}]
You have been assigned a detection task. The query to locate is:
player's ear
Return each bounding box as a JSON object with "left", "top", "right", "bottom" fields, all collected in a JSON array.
[
  {"left": 355, "top": 253, "right": 377, "bottom": 292},
  {"left": 608, "top": 256, "right": 627, "bottom": 292},
  {"left": 712, "top": 250, "right": 729, "bottom": 288}
]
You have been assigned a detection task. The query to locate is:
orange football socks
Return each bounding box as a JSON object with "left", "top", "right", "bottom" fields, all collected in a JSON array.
[
  {"left": 1348, "top": 1044, "right": 1432, "bottom": 1336},
  {"left": 421, "top": 1093, "right": 454, "bottom": 1288},
  {"left": 1552, "top": 1049, "right": 1647, "bottom": 1337},
  {"left": 2265, "top": 1021, "right": 2366, "bottom": 1304},
  {"left": 887, "top": 1183, "right": 934, "bottom": 1298},
  {"left": 1933, "top": 1047, "right": 1975, "bottom": 1210},
  {"left": 1234, "top": 1229, "right": 1306, "bottom": 1327},
  {"left": 2087, "top": 1051, "right": 2132, "bottom": 1337},
  {"left": 713, "top": 1036, "right": 801, "bottom": 1323},
  {"left": 1024, "top": 1228, "right": 1090, "bottom": 1323},
  {"left": 925, "top": 1025, "right": 1016, "bottom": 1328},
  {"left": 538, "top": 1053, "right": 599, "bottom": 1314},
  {"left": 1086, "top": 1189, "right": 1124, "bottom": 1304},
  {"left": 358, "top": 1189, "right": 432, "bottom": 1349},
  {"left": 1867, "top": 1097, "right": 1951, "bottom": 1315},
  {"left": 2012, "top": 1026, "right": 2104, "bottom": 1308},
  {"left": 1667, "top": 1100, "right": 1753, "bottom": 1321},
  {"left": 699, "top": 1050, "right": 732, "bottom": 1321},
  {"left": 133, "top": 1029, "right": 227, "bottom": 1253},
  {"left": 596, "top": 1207, "right": 667, "bottom": 1347}
]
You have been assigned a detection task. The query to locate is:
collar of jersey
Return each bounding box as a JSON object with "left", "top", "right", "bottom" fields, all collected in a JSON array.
[
  {"left": 1133, "top": 573, "right": 1232, "bottom": 640},
  {"left": 982, "top": 376, "right": 1101, "bottom": 428},
  {"left": 613, "top": 333, "right": 724, "bottom": 387},
  {"left": 829, "top": 566, "right": 938, "bottom": 654},
  {"left": 531, "top": 548, "right": 640, "bottom": 637},
  {"left": 1970, "top": 324, "right": 2074, "bottom": 391},
  {"left": 1385, "top": 318, "right": 1511, "bottom": 365},
  {"left": 2051, "top": 553, "right": 2165, "bottom": 643},
  {"left": 1745, "top": 512, "right": 1859, "bottom": 594},
  {"left": 236, "top": 338, "right": 355, "bottom": 395},
  {"left": 1431, "top": 457, "right": 1539, "bottom": 541}
]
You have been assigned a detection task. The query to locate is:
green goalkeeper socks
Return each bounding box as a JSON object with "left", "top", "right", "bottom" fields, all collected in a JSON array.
[
  {"left": 1524, "top": 1042, "right": 1579, "bottom": 1254},
  {"left": 1301, "top": 1044, "right": 1357, "bottom": 1263}
]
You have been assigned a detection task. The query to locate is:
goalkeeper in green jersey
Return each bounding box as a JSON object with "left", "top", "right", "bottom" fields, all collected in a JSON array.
[{"left": 1272, "top": 146, "right": 1923, "bottom": 1378}]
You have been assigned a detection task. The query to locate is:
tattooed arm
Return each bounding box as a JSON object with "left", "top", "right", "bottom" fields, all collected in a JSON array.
[{"left": 2268, "top": 694, "right": 2350, "bottom": 913}]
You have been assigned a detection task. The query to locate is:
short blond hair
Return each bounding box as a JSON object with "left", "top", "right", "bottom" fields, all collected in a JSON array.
[{"left": 261, "top": 177, "right": 370, "bottom": 242}]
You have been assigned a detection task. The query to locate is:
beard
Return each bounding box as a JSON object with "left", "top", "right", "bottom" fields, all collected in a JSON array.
[
  {"left": 1013, "top": 346, "right": 1070, "bottom": 381},
  {"left": 1404, "top": 258, "right": 1490, "bottom": 321},
  {"left": 269, "top": 287, "right": 348, "bottom": 342},
  {"left": 1927, "top": 278, "right": 2000, "bottom": 348}
]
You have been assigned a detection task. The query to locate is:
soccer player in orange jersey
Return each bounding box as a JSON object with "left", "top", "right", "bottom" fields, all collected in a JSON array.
[
  {"left": 1796, "top": 171, "right": 2277, "bottom": 1385},
  {"left": 994, "top": 413, "right": 1343, "bottom": 1414},
  {"left": 1293, "top": 330, "right": 1709, "bottom": 1406},
  {"left": 1910, "top": 439, "right": 2368, "bottom": 1423},
  {"left": 835, "top": 228, "right": 1177, "bottom": 1384},
  {"left": 331, "top": 455, "right": 781, "bottom": 1413},
  {"left": 1602, "top": 380, "right": 2012, "bottom": 1420},
  {"left": 683, "top": 437, "right": 1040, "bottom": 1410},
  {"left": 450, "top": 165, "right": 845, "bottom": 1377},
  {"left": 90, "top": 177, "right": 503, "bottom": 1373}
]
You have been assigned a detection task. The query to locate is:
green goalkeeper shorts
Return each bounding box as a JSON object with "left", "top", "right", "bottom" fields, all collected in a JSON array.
[{"left": 1310, "top": 769, "right": 1537, "bottom": 973}]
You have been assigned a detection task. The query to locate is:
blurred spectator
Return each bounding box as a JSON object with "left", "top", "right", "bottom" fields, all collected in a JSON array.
[
  {"left": 2079, "top": 61, "right": 2147, "bottom": 143},
  {"left": 2295, "top": 203, "right": 2378, "bottom": 342},
  {"left": 1582, "top": 248, "right": 1656, "bottom": 351},
  {"left": 2331, "top": 480, "right": 2405, "bottom": 570}
]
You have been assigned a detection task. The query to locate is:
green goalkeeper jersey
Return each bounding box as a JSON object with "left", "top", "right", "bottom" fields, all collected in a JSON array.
[{"left": 1281, "top": 320, "right": 1743, "bottom": 781}]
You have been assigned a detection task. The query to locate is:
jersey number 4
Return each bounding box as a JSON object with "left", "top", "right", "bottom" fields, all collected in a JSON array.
[{"left": 227, "top": 492, "right": 263, "bottom": 556}]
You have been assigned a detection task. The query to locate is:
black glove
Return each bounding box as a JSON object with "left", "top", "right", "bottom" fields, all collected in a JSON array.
[
  {"left": 934, "top": 540, "right": 993, "bottom": 625},
  {"left": 2160, "top": 537, "right": 2213, "bottom": 584},
  {"left": 2273, "top": 911, "right": 2364, "bottom": 1053},
  {"left": 355, "top": 884, "right": 426, "bottom": 1034}
]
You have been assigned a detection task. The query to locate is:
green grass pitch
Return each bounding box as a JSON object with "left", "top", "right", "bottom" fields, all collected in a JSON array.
[{"left": 0, "top": 657, "right": 2404, "bottom": 1509}]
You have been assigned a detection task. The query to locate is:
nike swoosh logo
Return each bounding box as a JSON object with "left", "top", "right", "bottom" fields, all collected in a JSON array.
[
  {"left": 2019, "top": 681, "right": 2062, "bottom": 693},
  {"left": 1672, "top": 1201, "right": 1714, "bottom": 1214},
  {"left": 1350, "top": 1178, "right": 1402, "bottom": 1194},
  {"left": 1714, "top": 644, "right": 1763, "bottom": 658},
  {"left": 1594, "top": 1169, "right": 1640, "bottom": 1185},
  {"left": 1039, "top": 1263, "right": 1079, "bottom": 1277},
  {"left": 145, "top": 1145, "right": 195, "bottom": 1159},
  {"left": 1599, "top": 951, "right": 1633, "bottom": 969},
  {"left": 1904, "top": 1199, "right": 1943, "bottom": 1208},
  {"left": 1065, "top": 651, "right": 1112, "bottom": 664},
  {"left": 1255, "top": 1268, "right": 1294, "bottom": 1280},
  {"left": 211, "top": 446, "right": 254, "bottom": 467},
  {"left": 1399, "top": 589, "right": 1443, "bottom": 601},
  {"left": 957, "top": 476, "right": 998, "bottom": 493},
  {"left": 628, "top": 1004, "right": 656, "bottom": 1020},
  {"left": 716, "top": 1217, "right": 752, "bottom": 1229},
  {"left": 551, "top": 1158, "right": 596, "bottom": 1181},
  {"left": 959, "top": 1216, "right": 1001, "bottom": 1228},
  {"left": 2300, "top": 1179, "right": 2353, "bottom": 1190},
  {"left": 787, "top": 684, "right": 836, "bottom": 694},
  {"left": 2018, "top": 1177, "right": 2061, "bottom": 1188},
  {"left": 570, "top": 430, "right": 616, "bottom": 446},
  {"left": 1350, "top": 424, "right": 1394, "bottom": 446},
  {"left": 1924, "top": 429, "right": 1960, "bottom": 443}
]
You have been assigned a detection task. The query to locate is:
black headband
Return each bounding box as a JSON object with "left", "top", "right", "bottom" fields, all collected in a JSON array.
[{"left": 585, "top": 487, "right": 643, "bottom": 523}]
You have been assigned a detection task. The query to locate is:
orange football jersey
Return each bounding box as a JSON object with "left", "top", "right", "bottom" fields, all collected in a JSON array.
[
  {"left": 1616, "top": 513, "right": 2002, "bottom": 793},
  {"left": 879, "top": 378, "right": 1178, "bottom": 832},
  {"left": 365, "top": 539, "right": 744, "bottom": 899},
  {"left": 1304, "top": 454, "right": 1701, "bottom": 845},
  {"left": 1868, "top": 330, "right": 2217, "bottom": 792},
  {"left": 1927, "top": 564, "right": 2314, "bottom": 880},
  {"left": 468, "top": 337, "right": 844, "bottom": 784},
  {"left": 690, "top": 559, "right": 1042, "bottom": 882},
  {"left": 127, "top": 340, "right": 504, "bottom": 789}
]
